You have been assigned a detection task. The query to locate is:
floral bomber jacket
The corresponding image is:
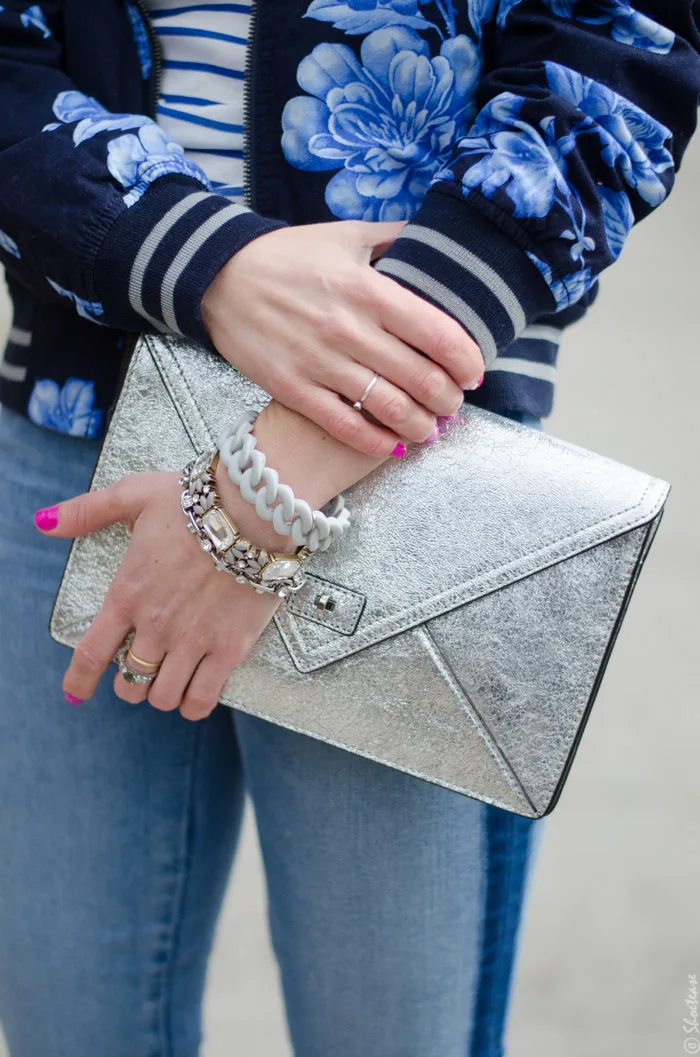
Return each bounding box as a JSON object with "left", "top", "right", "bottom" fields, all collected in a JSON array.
[{"left": 0, "top": 0, "right": 699, "bottom": 438}]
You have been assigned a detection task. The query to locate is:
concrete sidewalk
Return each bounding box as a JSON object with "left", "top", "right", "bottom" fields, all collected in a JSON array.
[{"left": 1, "top": 136, "right": 698, "bottom": 1057}]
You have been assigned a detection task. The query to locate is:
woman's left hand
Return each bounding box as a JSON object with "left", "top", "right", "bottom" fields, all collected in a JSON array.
[{"left": 36, "top": 470, "right": 281, "bottom": 720}]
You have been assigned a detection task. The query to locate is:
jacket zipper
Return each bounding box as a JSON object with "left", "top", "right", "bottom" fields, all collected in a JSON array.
[
  {"left": 243, "top": 0, "right": 258, "bottom": 210},
  {"left": 106, "top": 0, "right": 163, "bottom": 428},
  {"left": 130, "top": 0, "right": 163, "bottom": 120}
]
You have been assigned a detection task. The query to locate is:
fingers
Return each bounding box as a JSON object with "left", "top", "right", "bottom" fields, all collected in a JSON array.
[
  {"left": 147, "top": 648, "right": 205, "bottom": 715},
  {"left": 63, "top": 593, "right": 132, "bottom": 704},
  {"left": 34, "top": 474, "right": 151, "bottom": 539},
  {"left": 355, "top": 328, "right": 465, "bottom": 418},
  {"left": 113, "top": 634, "right": 167, "bottom": 705},
  {"left": 332, "top": 367, "right": 436, "bottom": 445},
  {"left": 291, "top": 384, "right": 404, "bottom": 458},
  {"left": 178, "top": 654, "right": 232, "bottom": 722},
  {"left": 348, "top": 219, "right": 408, "bottom": 263},
  {"left": 373, "top": 271, "right": 485, "bottom": 389}
]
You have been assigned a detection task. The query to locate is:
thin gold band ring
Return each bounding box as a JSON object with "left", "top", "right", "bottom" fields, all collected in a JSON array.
[{"left": 127, "top": 647, "right": 162, "bottom": 671}]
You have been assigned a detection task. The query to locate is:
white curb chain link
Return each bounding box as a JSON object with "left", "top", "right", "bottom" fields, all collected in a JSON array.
[{"left": 218, "top": 412, "right": 351, "bottom": 553}]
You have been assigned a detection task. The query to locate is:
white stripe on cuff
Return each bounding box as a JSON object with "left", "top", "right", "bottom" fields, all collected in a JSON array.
[
  {"left": 486, "top": 357, "right": 557, "bottom": 383},
  {"left": 374, "top": 258, "right": 498, "bottom": 364},
  {"left": 520, "top": 324, "right": 562, "bottom": 344},
  {"left": 160, "top": 202, "right": 250, "bottom": 332},
  {"left": 128, "top": 191, "right": 212, "bottom": 329},
  {"left": 392, "top": 225, "right": 527, "bottom": 338}
]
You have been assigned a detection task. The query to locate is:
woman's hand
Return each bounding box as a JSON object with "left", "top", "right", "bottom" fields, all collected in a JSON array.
[
  {"left": 202, "top": 220, "right": 484, "bottom": 457},
  {"left": 35, "top": 398, "right": 412, "bottom": 718},
  {"left": 39, "top": 470, "right": 281, "bottom": 720}
]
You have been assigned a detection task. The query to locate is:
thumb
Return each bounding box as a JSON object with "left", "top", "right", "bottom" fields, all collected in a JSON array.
[
  {"left": 350, "top": 219, "right": 408, "bottom": 263},
  {"left": 34, "top": 478, "right": 139, "bottom": 538}
]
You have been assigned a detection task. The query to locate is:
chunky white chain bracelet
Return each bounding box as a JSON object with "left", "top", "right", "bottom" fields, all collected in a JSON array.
[{"left": 218, "top": 412, "right": 351, "bottom": 553}]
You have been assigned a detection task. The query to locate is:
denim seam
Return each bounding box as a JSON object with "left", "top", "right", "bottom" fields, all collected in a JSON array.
[{"left": 147, "top": 725, "right": 203, "bottom": 1057}]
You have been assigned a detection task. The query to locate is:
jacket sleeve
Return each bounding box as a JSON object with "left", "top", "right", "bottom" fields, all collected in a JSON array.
[
  {"left": 0, "top": 0, "right": 287, "bottom": 343},
  {"left": 374, "top": 1, "right": 700, "bottom": 368}
]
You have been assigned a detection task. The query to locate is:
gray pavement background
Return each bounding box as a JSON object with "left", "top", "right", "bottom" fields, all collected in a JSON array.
[{"left": 1, "top": 136, "right": 698, "bottom": 1057}]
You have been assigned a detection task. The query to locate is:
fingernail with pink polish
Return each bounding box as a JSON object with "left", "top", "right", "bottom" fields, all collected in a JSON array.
[
  {"left": 35, "top": 506, "right": 59, "bottom": 532},
  {"left": 64, "top": 691, "right": 84, "bottom": 706},
  {"left": 467, "top": 375, "right": 485, "bottom": 391},
  {"left": 391, "top": 442, "right": 407, "bottom": 458},
  {"left": 424, "top": 423, "right": 440, "bottom": 446}
]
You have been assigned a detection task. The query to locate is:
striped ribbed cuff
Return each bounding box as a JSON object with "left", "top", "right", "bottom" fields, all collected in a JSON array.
[
  {"left": 93, "top": 175, "right": 288, "bottom": 344},
  {"left": 373, "top": 187, "right": 555, "bottom": 368},
  {"left": 467, "top": 325, "right": 563, "bottom": 419}
]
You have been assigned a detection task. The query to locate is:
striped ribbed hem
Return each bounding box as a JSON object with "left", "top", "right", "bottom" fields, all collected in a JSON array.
[
  {"left": 373, "top": 188, "right": 555, "bottom": 369},
  {"left": 93, "top": 174, "right": 287, "bottom": 345},
  {"left": 466, "top": 326, "right": 563, "bottom": 419}
]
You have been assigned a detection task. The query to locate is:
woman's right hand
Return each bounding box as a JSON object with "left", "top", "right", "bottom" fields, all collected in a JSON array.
[{"left": 201, "top": 219, "right": 484, "bottom": 457}]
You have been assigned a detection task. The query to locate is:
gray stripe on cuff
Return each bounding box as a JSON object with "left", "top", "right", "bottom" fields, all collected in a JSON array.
[
  {"left": 0, "top": 357, "right": 27, "bottom": 382},
  {"left": 374, "top": 258, "right": 498, "bottom": 365},
  {"left": 160, "top": 202, "right": 250, "bottom": 333},
  {"left": 129, "top": 191, "right": 211, "bottom": 331},
  {"left": 393, "top": 224, "right": 527, "bottom": 337},
  {"left": 521, "top": 324, "right": 562, "bottom": 344},
  {"left": 486, "top": 356, "right": 557, "bottom": 383},
  {"left": 8, "top": 326, "right": 31, "bottom": 347}
]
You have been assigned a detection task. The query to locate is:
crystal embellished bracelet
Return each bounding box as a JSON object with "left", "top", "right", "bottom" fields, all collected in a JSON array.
[
  {"left": 218, "top": 411, "right": 351, "bottom": 553},
  {"left": 179, "top": 449, "right": 310, "bottom": 598}
]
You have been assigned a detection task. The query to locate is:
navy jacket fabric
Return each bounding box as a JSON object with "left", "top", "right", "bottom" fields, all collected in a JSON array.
[{"left": 0, "top": 0, "right": 699, "bottom": 438}]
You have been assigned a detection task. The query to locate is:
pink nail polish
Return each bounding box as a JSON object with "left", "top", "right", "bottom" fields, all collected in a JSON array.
[
  {"left": 467, "top": 375, "right": 485, "bottom": 391},
  {"left": 35, "top": 505, "right": 59, "bottom": 531},
  {"left": 424, "top": 423, "right": 440, "bottom": 446},
  {"left": 64, "top": 691, "right": 84, "bottom": 706},
  {"left": 391, "top": 442, "right": 407, "bottom": 458}
]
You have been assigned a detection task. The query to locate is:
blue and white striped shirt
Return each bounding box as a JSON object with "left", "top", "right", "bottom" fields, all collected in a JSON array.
[{"left": 145, "top": 0, "right": 251, "bottom": 201}]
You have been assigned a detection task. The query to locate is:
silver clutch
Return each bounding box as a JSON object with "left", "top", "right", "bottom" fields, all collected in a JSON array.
[{"left": 50, "top": 334, "right": 669, "bottom": 818}]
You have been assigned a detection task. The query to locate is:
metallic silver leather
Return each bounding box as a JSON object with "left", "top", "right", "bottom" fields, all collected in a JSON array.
[{"left": 50, "top": 334, "right": 670, "bottom": 817}]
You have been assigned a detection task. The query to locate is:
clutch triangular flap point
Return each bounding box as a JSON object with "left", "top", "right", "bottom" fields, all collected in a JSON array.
[{"left": 425, "top": 524, "right": 652, "bottom": 814}]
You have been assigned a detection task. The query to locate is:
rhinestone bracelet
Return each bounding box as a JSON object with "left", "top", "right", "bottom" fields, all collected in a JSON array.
[{"left": 180, "top": 449, "right": 310, "bottom": 599}]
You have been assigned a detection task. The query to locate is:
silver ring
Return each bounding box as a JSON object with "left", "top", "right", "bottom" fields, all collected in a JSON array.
[
  {"left": 352, "top": 372, "right": 380, "bottom": 411},
  {"left": 116, "top": 645, "right": 157, "bottom": 687}
]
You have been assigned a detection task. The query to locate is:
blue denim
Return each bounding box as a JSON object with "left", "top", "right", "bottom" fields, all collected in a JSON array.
[{"left": 0, "top": 404, "right": 544, "bottom": 1057}]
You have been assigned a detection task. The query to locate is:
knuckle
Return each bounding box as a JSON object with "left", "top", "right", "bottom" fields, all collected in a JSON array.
[
  {"left": 362, "top": 432, "right": 387, "bottom": 458},
  {"left": 406, "top": 414, "right": 436, "bottom": 443},
  {"left": 326, "top": 410, "right": 361, "bottom": 446},
  {"left": 432, "top": 325, "right": 461, "bottom": 365},
  {"left": 144, "top": 605, "right": 171, "bottom": 639},
  {"left": 413, "top": 367, "right": 445, "bottom": 406},
  {"left": 70, "top": 494, "right": 93, "bottom": 537},
  {"left": 379, "top": 389, "right": 411, "bottom": 426},
  {"left": 148, "top": 687, "right": 178, "bottom": 712},
  {"left": 183, "top": 691, "right": 215, "bottom": 717},
  {"left": 74, "top": 638, "right": 106, "bottom": 674}
]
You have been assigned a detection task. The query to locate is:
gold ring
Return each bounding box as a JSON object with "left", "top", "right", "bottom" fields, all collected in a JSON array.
[{"left": 127, "top": 647, "right": 162, "bottom": 670}]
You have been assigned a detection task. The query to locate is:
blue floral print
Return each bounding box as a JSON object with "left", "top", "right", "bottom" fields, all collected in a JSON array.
[
  {"left": 545, "top": 62, "right": 673, "bottom": 206},
  {"left": 19, "top": 4, "right": 50, "bottom": 38},
  {"left": 0, "top": 227, "right": 21, "bottom": 259},
  {"left": 597, "top": 185, "right": 634, "bottom": 258},
  {"left": 45, "top": 278, "right": 106, "bottom": 325},
  {"left": 125, "top": 2, "right": 152, "bottom": 79},
  {"left": 542, "top": 1, "right": 674, "bottom": 55},
  {"left": 434, "top": 60, "right": 674, "bottom": 308},
  {"left": 43, "top": 90, "right": 209, "bottom": 207},
  {"left": 282, "top": 26, "right": 481, "bottom": 221},
  {"left": 107, "top": 124, "right": 209, "bottom": 207},
  {"left": 42, "top": 90, "right": 152, "bottom": 141},
  {"left": 457, "top": 94, "right": 572, "bottom": 218},
  {"left": 525, "top": 251, "right": 593, "bottom": 309},
  {"left": 28, "top": 378, "right": 104, "bottom": 439},
  {"left": 304, "top": 0, "right": 432, "bottom": 35}
]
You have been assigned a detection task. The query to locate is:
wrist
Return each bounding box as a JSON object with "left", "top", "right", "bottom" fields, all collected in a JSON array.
[{"left": 215, "top": 464, "right": 295, "bottom": 554}]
